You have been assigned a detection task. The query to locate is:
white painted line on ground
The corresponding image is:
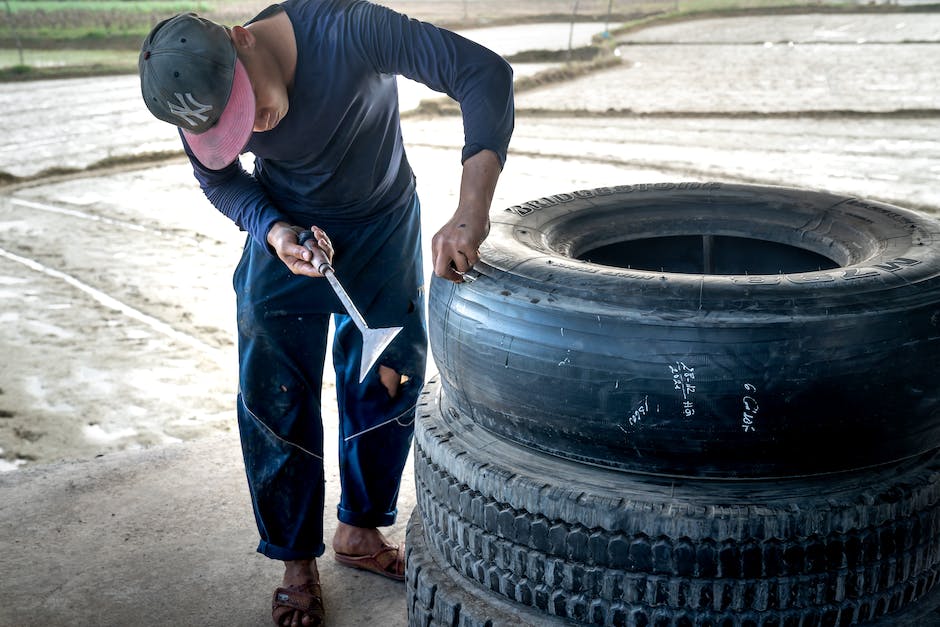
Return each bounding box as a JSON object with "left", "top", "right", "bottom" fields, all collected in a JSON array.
[
  {"left": 0, "top": 245, "right": 229, "bottom": 369},
  {"left": 11, "top": 198, "right": 150, "bottom": 233},
  {"left": 9, "top": 198, "right": 213, "bottom": 247}
]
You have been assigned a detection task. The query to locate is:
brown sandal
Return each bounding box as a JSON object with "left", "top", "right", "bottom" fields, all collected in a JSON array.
[
  {"left": 271, "top": 582, "right": 325, "bottom": 626},
  {"left": 334, "top": 544, "right": 405, "bottom": 581}
]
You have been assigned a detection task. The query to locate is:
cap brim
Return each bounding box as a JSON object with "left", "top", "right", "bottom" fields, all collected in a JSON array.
[{"left": 182, "top": 58, "right": 255, "bottom": 170}]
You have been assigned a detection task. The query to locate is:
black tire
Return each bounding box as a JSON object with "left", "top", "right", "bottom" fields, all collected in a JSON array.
[
  {"left": 406, "top": 511, "right": 577, "bottom": 627},
  {"left": 428, "top": 182, "right": 940, "bottom": 478},
  {"left": 412, "top": 379, "right": 940, "bottom": 626}
]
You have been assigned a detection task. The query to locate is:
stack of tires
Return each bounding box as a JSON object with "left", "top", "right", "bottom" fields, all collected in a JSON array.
[{"left": 406, "top": 183, "right": 940, "bottom": 626}]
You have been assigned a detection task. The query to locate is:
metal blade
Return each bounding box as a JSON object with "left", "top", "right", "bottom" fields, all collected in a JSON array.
[
  {"left": 297, "top": 230, "right": 403, "bottom": 382},
  {"left": 358, "top": 325, "right": 404, "bottom": 383}
]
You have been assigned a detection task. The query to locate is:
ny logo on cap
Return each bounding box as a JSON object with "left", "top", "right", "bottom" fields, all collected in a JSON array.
[{"left": 168, "top": 92, "right": 213, "bottom": 127}]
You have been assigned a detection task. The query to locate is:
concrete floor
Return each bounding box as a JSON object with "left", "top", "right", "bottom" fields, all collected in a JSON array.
[{"left": 0, "top": 425, "right": 413, "bottom": 627}]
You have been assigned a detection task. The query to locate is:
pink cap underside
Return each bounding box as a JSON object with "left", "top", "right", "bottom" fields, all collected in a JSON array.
[{"left": 183, "top": 58, "right": 255, "bottom": 170}]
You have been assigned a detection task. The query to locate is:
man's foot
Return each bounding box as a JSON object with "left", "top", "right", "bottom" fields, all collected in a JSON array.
[
  {"left": 272, "top": 559, "right": 324, "bottom": 627},
  {"left": 332, "top": 522, "right": 405, "bottom": 581}
]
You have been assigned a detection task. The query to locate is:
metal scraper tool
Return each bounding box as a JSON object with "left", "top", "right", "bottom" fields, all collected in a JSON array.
[{"left": 298, "top": 230, "right": 403, "bottom": 383}]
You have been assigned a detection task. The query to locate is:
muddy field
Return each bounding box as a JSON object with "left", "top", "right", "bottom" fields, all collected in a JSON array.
[
  {"left": 0, "top": 22, "right": 602, "bottom": 180},
  {"left": 518, "top": 13, "right": 940, "bottom": 113},
  {"left": 0, "top": 11, "right": 937, "bottom": 471}
]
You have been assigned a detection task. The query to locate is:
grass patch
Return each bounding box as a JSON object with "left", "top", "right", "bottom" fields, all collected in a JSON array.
[
  {"left": 0, "top": 48, "right": 136, "bottom": 67},
  {"left": 0, "top": 61, "right": 132, "bottom": 80},
  {"left": 506, "top": 45, "right": 602, "bottom": 63},
  {"left": 1, "top": 0, "right": 234, "bottom": 46},
  {"left": 5, "top": 1, "right": 206, "bottom": 11},
  {"left": 0, "top": 47, "right": 138, "bottom": 77}
]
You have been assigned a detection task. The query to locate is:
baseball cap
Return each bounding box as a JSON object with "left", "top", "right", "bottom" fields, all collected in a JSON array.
[{"left": 139, "top": 13, "right": 255, "bottom": 170}]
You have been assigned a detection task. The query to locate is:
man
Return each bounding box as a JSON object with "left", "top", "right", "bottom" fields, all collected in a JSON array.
[{"left": 138, "top": 1, "right": 513, "bottom": 624}]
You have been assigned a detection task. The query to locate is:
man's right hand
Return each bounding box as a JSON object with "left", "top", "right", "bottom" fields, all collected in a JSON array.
[{"left": 266, "top": 221, "right": 334, "bottom": 278}]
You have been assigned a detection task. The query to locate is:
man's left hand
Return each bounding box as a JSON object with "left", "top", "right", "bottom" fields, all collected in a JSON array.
[
  {"left": 431, "top": 150, "right": 502, "bottom": 283},
  {"left": 431, "top": 213, "right": 489, "bottom": 283}
]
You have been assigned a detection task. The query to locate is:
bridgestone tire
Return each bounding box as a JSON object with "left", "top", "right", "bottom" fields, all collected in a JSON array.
[
  {"left": 411, "top": 379, "right": 940, "bottom": 626},
  {"left": 428, "top": 183, "right": 940, "bottom": 478}
]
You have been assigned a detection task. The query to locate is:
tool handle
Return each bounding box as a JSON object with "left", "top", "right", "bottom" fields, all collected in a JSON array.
[
  {"left": 297, "top": 230, "right": 333, "bottom": 275},
  {"left": 297, "top": 230, "right": 370, "bottom": 334}
]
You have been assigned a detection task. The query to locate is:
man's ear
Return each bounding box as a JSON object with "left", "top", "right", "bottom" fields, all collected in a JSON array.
[{"left": 230, "top": 25, "right": 255, "bottom": 50}]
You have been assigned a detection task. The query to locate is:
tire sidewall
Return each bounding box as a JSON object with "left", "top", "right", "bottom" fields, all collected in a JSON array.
[{"left": 430, "top": 183, "right": 940, "bottom": 477}]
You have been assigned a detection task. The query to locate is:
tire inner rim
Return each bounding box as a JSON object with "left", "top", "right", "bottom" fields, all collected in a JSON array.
[{"left": 577, "top": 234, "right": 841, "bottom": 275}]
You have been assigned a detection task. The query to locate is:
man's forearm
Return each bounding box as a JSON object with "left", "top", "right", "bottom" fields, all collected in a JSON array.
[
  {"left": 430, "top": 149, "right": 503, "bottom": 282},
  {"left": 456, "top": 149, "right": 502, "bottom": 226}
]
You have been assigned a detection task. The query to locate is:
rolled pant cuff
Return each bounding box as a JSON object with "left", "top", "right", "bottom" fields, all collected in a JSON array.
[
  {"left": 257, "top": 540, "right": 326, "bottom": 562},
  {"left": 337, "top": 505, "right": 397, "bottom": 528}
]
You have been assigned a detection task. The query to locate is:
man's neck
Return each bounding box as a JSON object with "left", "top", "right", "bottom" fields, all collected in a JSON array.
[{"left": 248, "top": 10, "right": 297, "bottom": 91}]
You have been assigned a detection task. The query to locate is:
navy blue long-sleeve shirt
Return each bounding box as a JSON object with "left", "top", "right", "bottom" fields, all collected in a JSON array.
[{"left": 183, "top": 0, "right": 514, "bottom": 252}]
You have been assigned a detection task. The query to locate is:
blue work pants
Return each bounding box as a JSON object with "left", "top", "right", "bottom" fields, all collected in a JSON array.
[{"left": 232, "top": 194, "right": 427, "bottom": 561}]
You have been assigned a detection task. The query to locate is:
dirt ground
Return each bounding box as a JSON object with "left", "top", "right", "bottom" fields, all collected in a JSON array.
[{"left": 0, "top": 11, "right": 938, "bottom": 472}]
